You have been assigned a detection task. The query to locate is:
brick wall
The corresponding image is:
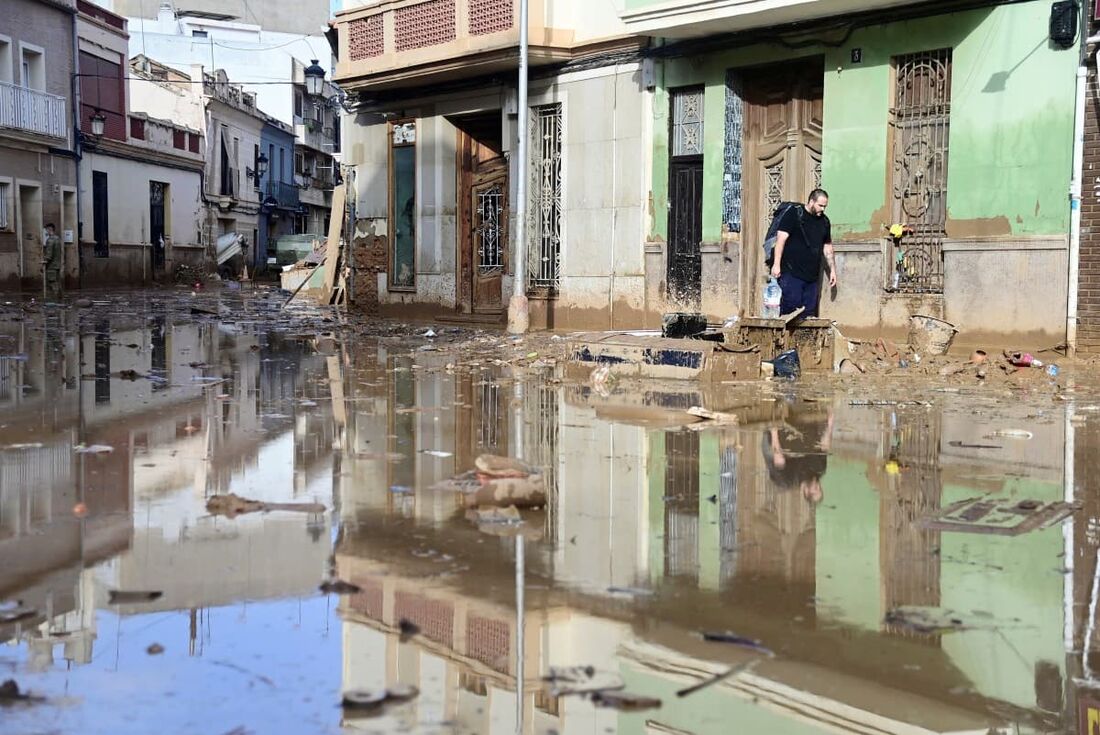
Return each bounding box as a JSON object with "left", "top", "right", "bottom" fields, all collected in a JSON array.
[
  {"left": 350, "top": 223, "right": 387, "bottom": 315},
  {"left": 1082, "top": 23, "right": 1100, "bottom": 352}
]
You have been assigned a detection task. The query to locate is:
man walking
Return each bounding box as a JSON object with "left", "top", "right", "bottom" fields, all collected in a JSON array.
[
  {"left": 43, "top": 223, "right": 63, "bottom": 301},
  {"left": 769, "top": 189, "right": 837, "bottom": 317}
]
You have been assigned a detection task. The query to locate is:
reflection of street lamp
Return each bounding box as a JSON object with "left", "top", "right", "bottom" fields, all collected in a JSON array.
[{"left": 246, "top": 152, "right": 268, "bottom": 189}]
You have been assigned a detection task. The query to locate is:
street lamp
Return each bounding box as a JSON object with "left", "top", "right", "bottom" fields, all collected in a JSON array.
[
  {"left": 247, "top": 152, "right": 268, "bottom": 188},
  {"left": 303, "top": 60, "right": 326, "bottom": 98},
  {"left": 89, "top": 109, "right": 106, "bottom": 137}
]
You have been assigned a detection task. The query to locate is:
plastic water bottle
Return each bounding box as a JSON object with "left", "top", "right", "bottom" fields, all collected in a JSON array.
[{"left": 763, "top": 278, "right": 782, "bottom": 319}]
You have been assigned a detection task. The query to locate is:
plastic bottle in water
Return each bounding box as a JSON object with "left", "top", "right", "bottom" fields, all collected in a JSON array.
[{"left": 763, "top": 278, "right": 782, "bottom": 319}]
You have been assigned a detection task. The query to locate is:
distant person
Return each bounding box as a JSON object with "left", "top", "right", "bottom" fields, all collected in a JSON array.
[
  {"left": 769, "top": 189, "right": 837, "bottom": 317},
  {"left": 763, "top": 405, "right": 835, "bottom": 504},
  {"left": 43, "top": 223, "right": 63, "bottom": 301}
]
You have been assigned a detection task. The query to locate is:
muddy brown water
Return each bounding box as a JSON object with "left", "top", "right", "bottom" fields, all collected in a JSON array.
[{"left": 1, "top": 290, "right": 1099, "bottom": 734}]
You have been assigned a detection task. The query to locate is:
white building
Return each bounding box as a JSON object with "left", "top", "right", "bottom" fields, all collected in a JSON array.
[
  {"left": 77, "top": 2, "right": 206, "bottom": 284},
  {"left": 332, "top": 0, "right": 646, "bottom": 327}
]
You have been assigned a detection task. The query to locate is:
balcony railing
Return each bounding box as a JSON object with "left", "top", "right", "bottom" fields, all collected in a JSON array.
[
  {"left": 0, "top": 81, "right": 68, "bottom": 140},
  {"left": 266, "top": 181, "right": 300, "bottom": 209},
  {"left": 335, "top": 0, "right": 569, "bottom": 88}
]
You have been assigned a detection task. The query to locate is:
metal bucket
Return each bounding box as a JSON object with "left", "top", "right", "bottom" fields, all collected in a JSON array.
[{"left": 908, "top": 314, "right": 958, "bottom": 356}]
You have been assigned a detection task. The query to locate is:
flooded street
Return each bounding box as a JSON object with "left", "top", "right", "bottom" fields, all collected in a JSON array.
[{"left": 1, "top": 290, "right": 1097, "bottom": 734}]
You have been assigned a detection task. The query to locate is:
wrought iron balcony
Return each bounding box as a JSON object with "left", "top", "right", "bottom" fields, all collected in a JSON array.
[
  {"left": 0, "top": 81, "right": 68, "bottom": 140},
  {"left": 265, "top": 181, "right": 301, "bottom": 209}
]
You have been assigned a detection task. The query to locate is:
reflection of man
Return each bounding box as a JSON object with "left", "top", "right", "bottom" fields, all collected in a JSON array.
[
  {"left": 763, "top": 405, "right": 835, "bottom": 503},
  {"left": 43, "top": 223, "right": 63, "bottom": 300}
]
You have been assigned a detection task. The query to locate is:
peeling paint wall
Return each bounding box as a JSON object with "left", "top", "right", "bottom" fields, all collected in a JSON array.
[{"left": 343, "top": 65, "right": 651, "bottom": 328}]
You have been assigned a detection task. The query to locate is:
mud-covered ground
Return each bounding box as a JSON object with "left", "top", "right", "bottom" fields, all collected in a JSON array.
[{"left": 2, "top": 286, "right": 1100, "bottom": 734}]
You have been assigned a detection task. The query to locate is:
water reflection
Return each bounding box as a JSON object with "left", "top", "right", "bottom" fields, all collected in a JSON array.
[{"left": 0, "top": 301, "right": 1093, "bottom": 734}]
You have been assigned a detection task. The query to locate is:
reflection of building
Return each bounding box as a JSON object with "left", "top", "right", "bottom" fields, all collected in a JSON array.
[{"left": 337, "top": 361, "right": 1072, "bottom": 732}]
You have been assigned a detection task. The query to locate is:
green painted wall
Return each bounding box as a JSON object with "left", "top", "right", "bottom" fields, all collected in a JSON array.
[{"left": 649, "top": 1, "right": 1076, "bottom": 243}]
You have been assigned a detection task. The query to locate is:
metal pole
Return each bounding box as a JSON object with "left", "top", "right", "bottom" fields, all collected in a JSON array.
[
  {"left": 506, "top": 0, "right": 530, "bottom": 334},
  {"left": 514, "top": 534, "right": 525, "bottom": 734}
]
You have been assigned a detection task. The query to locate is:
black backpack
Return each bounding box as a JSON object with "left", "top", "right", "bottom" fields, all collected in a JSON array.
[{"left": 763, "top": 202, "right": 804, "bottom": 268}]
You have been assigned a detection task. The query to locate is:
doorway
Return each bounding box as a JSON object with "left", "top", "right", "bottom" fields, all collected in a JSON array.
[
  {"left": 454, "top": 112, "right": 507, "bottom": 314},
  {"left": 149, "top": 181, "right": 167, "bottom": 274},
  {"left": 739, "top": 58, "right": 824, "bottom": 316},
  {"left": 92, "top": 171, "right": 109, "bottom": 257},
  {"left": 667, "top": 88, "right": 705, "bottom": 307},
  {"left": 17, "top": 183, "right": 42, "bottom": 280}
]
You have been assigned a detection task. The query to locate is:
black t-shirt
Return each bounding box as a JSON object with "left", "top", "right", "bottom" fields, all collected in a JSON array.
[{"left": 777, "top": 207, "right": 831, "bottom": 283}]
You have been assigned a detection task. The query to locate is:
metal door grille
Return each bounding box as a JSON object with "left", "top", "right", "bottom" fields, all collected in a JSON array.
[
  {"left": 671, "top": 88, "right": 704, "bottom": 158},
  {"left": 528, "top": 104, "right": 562, "bottom": 290},
  {"left": 475, "top": 185, "right": 504, "bottom": 272},
  {"left": 889, "top": 49, "right": 951, "bottom": 293}
]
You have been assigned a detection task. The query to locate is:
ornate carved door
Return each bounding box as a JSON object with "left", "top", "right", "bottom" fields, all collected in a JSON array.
[
  {"left": 456, "top": 114, "right": 507, "bottom": 314},
  {"left": 471, "top": 170, "right": 507, "bottom": 312},
  {"left": 740, "top": 59, "right": 824, "bottom": 316}
]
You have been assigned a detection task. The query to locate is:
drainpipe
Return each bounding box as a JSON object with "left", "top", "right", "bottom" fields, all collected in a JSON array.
[
  {"left": 506, "top": 0, "right": 530, "bottom": 334},
  {"left": 1068, "top": 32, "right": 1100, "bottom": 355},
  {"left": 71, "top": 10, "right": 84, "bottom": 290}
]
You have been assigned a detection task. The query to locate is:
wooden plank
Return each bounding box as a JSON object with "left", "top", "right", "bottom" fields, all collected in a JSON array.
[{"left": 321, "top": 183, "right": 346, "bottom": 302}]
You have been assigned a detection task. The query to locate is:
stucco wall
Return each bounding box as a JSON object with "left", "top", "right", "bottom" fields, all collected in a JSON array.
[
  {"left": 646, "top": 0, "right": 1075, "bottom": 337},
  {"left": 344, "top": 66, "right": 650, "bottom": 328}
]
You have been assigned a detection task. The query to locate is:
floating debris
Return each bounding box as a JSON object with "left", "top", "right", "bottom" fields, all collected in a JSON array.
[
  {"left": 590, "top": 691, "right": 662, "bottom": 711},
  {"left": 677, "top": 660, "right": 761, "bottom": 698},
  {"left": 0, "top": 679, "right": 43, "bottom": 705},
  {"left": 398, "top": 619, "right": 420, "bottom": 643},
  {"left": 206, "top": 493, "right": 326, "bottom": 519},
  {"left": 700, "top": 631, "right": 775, "bottom": 657},
  {"left": 108, "top": 590, "right": 163, "bottom": 604},
  {"left": 319, "top": 579, "right": 361, "bottom": 595},
  {"left": 146, "top": 643, "right": 165, "bottom": 655},
  {"left": 75, "top": 444, "right": 114, "bottom": 454}
]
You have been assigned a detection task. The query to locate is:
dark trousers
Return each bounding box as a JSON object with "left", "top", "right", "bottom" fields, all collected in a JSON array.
[{"left": 778, "top": 272, "right": 820, "bottom": 317}]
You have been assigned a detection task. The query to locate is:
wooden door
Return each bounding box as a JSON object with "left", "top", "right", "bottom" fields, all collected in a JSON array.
[
  {"left": 668, "top": 160, "right": 704, "bottom": 306},
  {"left": 471, "top": 168, "right": 507, "bottom": 312},
  {"left": 456, "top": 114, "right": 507, "bottom": 314},
  {"left": 740, "top": 58, "right": 824, "bottom": 316}
]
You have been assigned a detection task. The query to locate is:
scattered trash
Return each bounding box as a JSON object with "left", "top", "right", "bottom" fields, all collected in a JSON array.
[
  {"left": 470, "top": 506, "right": 522, "bottom": 524},
  {"left": 882, "top": 607, "right": 997, "bottom": 635},
  {"left": 591, "top": 690, "right": 662, "bottom": 712},
  {"left": 1047, "top": 364, "right": 1060, "bottom": 377},
  {"left": 991, "top": 429, "right": 1033, "bottom": 440},
  {"left": 908, "top": 314, "right": 957, "bottom": 356},
  {"left": 206, "top": 493, "right": 326, "bottom": 519},
  {"left": 108, "top": 590, "right": 163, "bottom": 604},
  {"left": 0, "top": 679, "right": 43, "bottom": 704},
  {"left": 419, "top": 449, "right": 453, "bottom": 458},
  {"left": 398, "top": 619, "right": 420, "bottom": 642},
  {"left": 422, "top": 329, "right": 436, "bottom": 338},
  {"left": 1, "top": 443, "right": 44, "bottom": 450},
  {"left": 837, "top": 358, "right": 864, "bottom": 375},
  {"left": 319, "top": 579, "right": 361, "bottom": 595},
  {"left": 970, "top": 349, "right": 988, "bottom": 365},
  {"left": 686, "top": 406, "right": 739, "bottom": 423},
  {"left": 462, "top": 474, "right": 546, "bottom": 509},
  {"left": 948, "top": 441, "right": 1002, "bottom": 449},
  {"left": 662, "top": 312, "right": 707, "bottom": 339},
  {"left": 607, "top": 586, "right": 654, "bottom": 597},
  {"left": 0, "top": 604, "right": 37, "bottom": 624},
  {"left": 676, "top": 659, "right": 761, "bottom": 698},
  {"left": 72, "top": 502, "right": 88, "bottom": 517},
  {"left": 75, "top": 444, "right": 114, "bottom": 454},
  {"left": 146, "top": 643, "right": 165, "bottom": 655},
  {"left": 389, "top": 485, "right": 414, "bottom": 494},
  {"left": 118, "top": 369, "right": 142, "bottom": 381},
  {"left": 700, "top": 631, "right": 776, "bottom": 657},
  {"left": 771, "top": 349, "right": 801, "bottom": 379},
  {"left": 919, "top": 496, "right": 1079, "bottom": 536},
  {"left": 341, "top": 684, "right": 420, "bottom": 713}
]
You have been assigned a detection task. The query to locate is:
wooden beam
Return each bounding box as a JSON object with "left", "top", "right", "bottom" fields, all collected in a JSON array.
[{"left": 321, "top": 183, "right": 347, "bottom": 303}]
